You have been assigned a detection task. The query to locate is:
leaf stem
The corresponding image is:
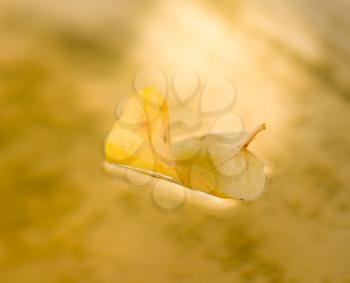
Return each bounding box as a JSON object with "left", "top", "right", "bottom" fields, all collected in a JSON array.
[{"left": 240, "top": 123, "right": 266, "bottom": 149}]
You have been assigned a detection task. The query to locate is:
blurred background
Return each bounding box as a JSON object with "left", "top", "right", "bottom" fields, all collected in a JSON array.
[{"left": 1, "top": 0, "right": 350, "bottom": 282}]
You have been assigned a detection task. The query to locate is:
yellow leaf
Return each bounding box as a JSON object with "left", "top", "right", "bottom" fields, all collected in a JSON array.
[{"left": 104, "top": 87, "right": 267, "bottom": 201}]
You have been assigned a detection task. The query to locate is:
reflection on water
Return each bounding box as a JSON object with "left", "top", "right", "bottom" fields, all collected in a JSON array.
[{"left": 0, "top": 0, "right": 350, "bottom": 282}]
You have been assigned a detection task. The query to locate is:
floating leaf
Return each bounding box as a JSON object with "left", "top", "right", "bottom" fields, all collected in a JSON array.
[{"left": 104, "top": 87, "right": 267, "bottom": 203}]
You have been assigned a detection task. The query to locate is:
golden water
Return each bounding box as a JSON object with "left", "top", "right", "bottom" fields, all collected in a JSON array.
[{"left": 1, "top": 1, "right": 350, "bottom": 282}]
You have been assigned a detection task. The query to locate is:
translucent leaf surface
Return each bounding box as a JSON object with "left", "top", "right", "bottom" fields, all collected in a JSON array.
[{"left": 104, "top": 87, "right": 267, "bottom": 201}]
